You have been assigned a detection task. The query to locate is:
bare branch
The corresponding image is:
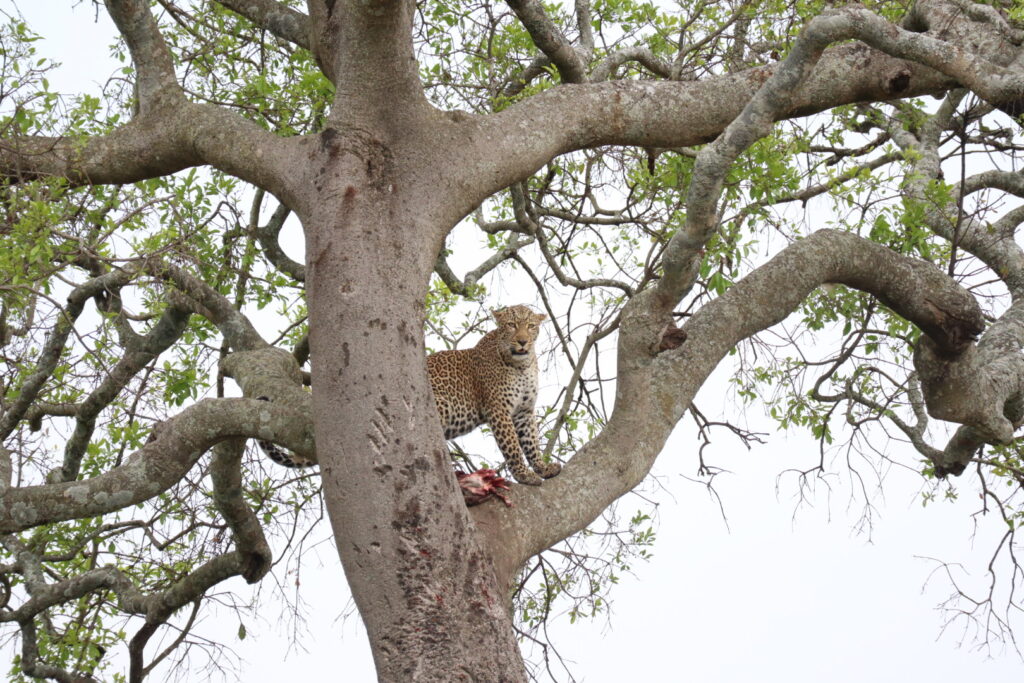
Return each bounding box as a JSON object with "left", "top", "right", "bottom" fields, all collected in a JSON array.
[
  {"left": 149, "top": 260, "right": 267, "bottom": 351},
  {"left": 511, "top": 185, "right": 635, "bottom": 295},
  {"left": 249, "top": 191, "right": 306, "bottom": 281},
  {"left": 0, "top": 268, "right": 138, "bottom": 441},
  {"left": 210, "top": 440, "right": 273, "bottom": 584},
  {"left": 591, "top": 47, "right": 673, "bottom": 82},
  {"left": 57, "top": 305, "right": 191, "bottom": 483}
]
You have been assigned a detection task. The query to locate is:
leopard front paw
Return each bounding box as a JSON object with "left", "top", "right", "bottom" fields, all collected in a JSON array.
[
  {"left": 511, "top": 467, "right": 543, "bottom": 486},
  {"left": 537, "top": 461, "right": 561, "bottom": 479}
]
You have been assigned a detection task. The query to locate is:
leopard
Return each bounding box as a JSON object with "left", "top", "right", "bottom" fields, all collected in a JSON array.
[
  {"left": 255, "top": 397, "right": 314, "bottom": 468},
  {"left": 427, "top": 304, "right": 561, "bottom": 486},
  {"left": 256, "top": 305, "right": 561, "bottom": 486}
]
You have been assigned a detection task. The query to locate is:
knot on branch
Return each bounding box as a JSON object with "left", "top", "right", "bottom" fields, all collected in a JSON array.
[
  {"left": 654, "top": 323, "right": 688, "bottom": 353},
  {"left": 881, "top": 67, "right": 912, "bottom": 96},
  {"left": 220, "top": 347, "right": 305, "bottom": 401}
]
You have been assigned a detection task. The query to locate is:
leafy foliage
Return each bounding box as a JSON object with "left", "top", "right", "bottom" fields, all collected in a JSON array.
[{"left": 1, "top": 0, "right": 1023, "bottom": 680}]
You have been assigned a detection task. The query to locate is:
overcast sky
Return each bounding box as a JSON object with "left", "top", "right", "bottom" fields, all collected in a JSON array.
[{"left": 4, "top": 2, "right": 1022, "bottom": 681}]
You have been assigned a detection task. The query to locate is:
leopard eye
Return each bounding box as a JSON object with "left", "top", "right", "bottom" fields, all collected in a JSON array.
[
  {"left": 528, "top": 324, "right": 536, "bottom": 330},
  {"left": 506, "top": 322, "right": 516, "bottom": 329}
]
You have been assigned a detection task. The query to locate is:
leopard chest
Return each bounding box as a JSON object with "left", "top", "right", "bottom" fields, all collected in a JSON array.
[{"left": 479, "top": 362, "right": 537, "bottom": 416}]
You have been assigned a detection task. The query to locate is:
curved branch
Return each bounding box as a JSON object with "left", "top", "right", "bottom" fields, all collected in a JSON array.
[
  {"left": 993, "top": 204, "right": 1024, "bottom": 238},
  {"left": 466, "top": 43, "right": 953, "bottom": 217},
  {"left": 2, "top": 551, "right": 249, "bottom": 622},
  {"left": 500, "top": 56, "right": 553, "bottom": 99},
  {"left": 654, "top": 4, "right": 951, "bottom": 313},
  {"left": 149, "top": 260, "right": 267, "bottom": 351},
  {"left": 434, "top": 233, "right": 534, "bottom": 296},
  {"left": 250, "top": 198, "right": 306, "bottom": 281},
  {"left": 959, "top": 170, "right": 1024, "bottom": 199},
  {"left": 0, "top": 268, "right": 138, "bottom": 441},
  {"left": 128, "top": 600, "right": 200, "bottom": 683},
  {"left": 106, "top": 0, "right": 183, "bottom": 112},
  {"left": 58, "top": 305, "right": 191, "bottom": 483},
  {"left": 591, "top": 46, "right": 673, "bottom": 82},
  {"left": 210, "top": 440, "right": 272, "bottom": 584},
  {"left": 914, "top": 300, "right": 1024, "bottom": 473},
  {"left": 7, "top": 545, "right": 253, "bottom": 683},
  {"left": 214, "top": 0, "right": 311, "bottom": 50},
  {"left": 506, "top": 0, "right": 588, "bottom": 84},
  {"left": 2, "top": 1, "right": 300, "bottom": 198},
  {"left": 906, "top": 0, "right": 1024, "bottom": 115},
  {"left": 19, "top": 619, "right": 98, "bottom": 683},
  {"left": 878, "top": 90, "right": 1024, "bottom": 473},
  {"left": 511, "top": 185, "right": 635, "bottom": 295},
  {"left": 0, "top": 104, "right": 301, "bottom": 208},
  {"left": 0, "top": 397, "right": 313, "bottom": 534},
  {"left": 467, "top": 0, "right": 1023, "bottom": 215},
  {"left": 475, "top": 229, "right": 983, "bottom": 585},
  {"left": 220, "top": 346, "right": 306, "bottom": 401}
]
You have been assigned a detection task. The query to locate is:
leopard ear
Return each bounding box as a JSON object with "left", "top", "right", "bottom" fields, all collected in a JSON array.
[
  {"left": 491, "top": 307, "right": 506, "bottom": 324},
  {"left": 534, "top": 311, "right": 547, "bottom": 323}
]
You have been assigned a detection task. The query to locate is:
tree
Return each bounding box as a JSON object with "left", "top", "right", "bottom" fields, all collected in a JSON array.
[{"left": 0, "top": 0, "right": 1023, "bottom": 679}]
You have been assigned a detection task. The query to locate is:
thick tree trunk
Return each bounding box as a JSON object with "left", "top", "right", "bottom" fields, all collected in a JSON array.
[{"left": 302, "top": 130, "right": 526, "bottom": 681}]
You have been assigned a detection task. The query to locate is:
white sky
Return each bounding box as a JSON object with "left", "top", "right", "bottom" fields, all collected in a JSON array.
[{"left": 4, "top": 2, "right": 1022, "bottom": 681}]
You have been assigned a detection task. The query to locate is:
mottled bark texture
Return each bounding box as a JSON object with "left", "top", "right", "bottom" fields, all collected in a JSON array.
[{"left": 1, "top": 0, "right": 1022, "bottom": 680}]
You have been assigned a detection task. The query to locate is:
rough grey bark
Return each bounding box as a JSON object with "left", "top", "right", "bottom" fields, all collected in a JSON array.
[{"left": 1, "top": 0, "right": 1023, "bottom": 680}]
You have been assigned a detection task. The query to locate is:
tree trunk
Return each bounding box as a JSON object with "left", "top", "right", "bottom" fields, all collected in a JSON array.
[{"left": 302, "top": 130, "right": 526, "bottom": 681}]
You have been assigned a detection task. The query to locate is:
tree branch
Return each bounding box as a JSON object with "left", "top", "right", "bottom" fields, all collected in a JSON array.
[
  {"left": 467, "top": 0, "right": 1023, "bottom": 215},
  {"left": 149, "top": 260, "right": 267, "bottom": 351},
  {"left": 506, "top": 0, "right": 588, "bottom": 84},
  {"left": 249, "top": 192, "right": 306, "bottom": 281},
  {"left": 214, "top": 0, "right": 311, "bottom": 50},
  {"left": 0, "top": 269, "right": 138, "bottom": 441},
  {"left": 19, "top": 619, "right": 98, "bottom": 683},
  {"left": 210, "top": 440, "right": 273, "bottom": 584},
  {"left": 105, "top": 0, "right": 184, "bottom": 112},
  {"left": 0, "top": 397, "right": 313, "bottom": 534},
  {"left": 57, "top": 305, "right": 191, "bottom": 483},
  {"left": 653, "top": 4, "right": 958, "bottom": 314},
  {"left": 877, "top": 90, "right": 1024, "bottom": 473},
  {"left": 476, "top": 229, "right": 983, "bottom": 584},
  {"left": 591, "top": 46, "right": 673, "bottom": 82},
  {"left": 466, "top": 43, "right": 954, "bottom": 218},
  {"left": 2, "top": 1, "right": 303, "bottom": 200}
]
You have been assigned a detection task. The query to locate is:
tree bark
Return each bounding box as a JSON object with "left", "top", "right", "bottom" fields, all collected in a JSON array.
[
  {"left": 1, "top": 0, "right": 1022, "bottom": 679},
  {"left": 300, "top": 120, "right": 527, "bottom": 679}
]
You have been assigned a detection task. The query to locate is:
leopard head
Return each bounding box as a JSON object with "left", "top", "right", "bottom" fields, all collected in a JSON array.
[{"left": 492, "top": 305, "right": 547, "bottom": 366}]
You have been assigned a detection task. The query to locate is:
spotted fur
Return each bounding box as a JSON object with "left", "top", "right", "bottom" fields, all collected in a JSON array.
[
  {"left": 256, "top": 305, "right": 561, "bottom": 485},
  {"left": 255, "top": 396, "right": 315, "bottom": 467},
  {"left": 427, "top": 305, "right": 560, "bottom": 486}
]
